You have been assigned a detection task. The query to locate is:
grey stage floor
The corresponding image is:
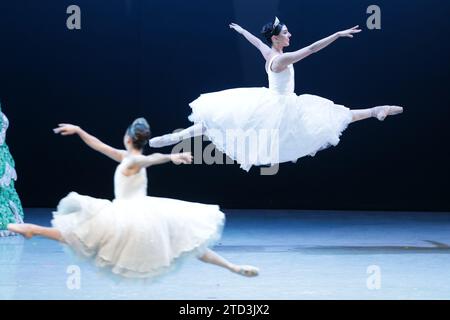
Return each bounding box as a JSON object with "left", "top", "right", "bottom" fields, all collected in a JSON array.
[{"left": 1, "top": 209, "right": 450, "bottom": 300}]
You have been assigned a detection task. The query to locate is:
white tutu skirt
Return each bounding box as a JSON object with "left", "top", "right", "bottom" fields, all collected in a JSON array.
[
  {"left": 189, "top": 88, "right": 353, "bottom": 171},
  {"left": 51, "top": 192, "right": 224, "bottom": 278}
]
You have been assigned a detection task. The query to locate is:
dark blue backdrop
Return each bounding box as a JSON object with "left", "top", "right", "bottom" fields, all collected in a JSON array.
[{"left": 1, "top": 0, "right": 449, "bottom": 211}]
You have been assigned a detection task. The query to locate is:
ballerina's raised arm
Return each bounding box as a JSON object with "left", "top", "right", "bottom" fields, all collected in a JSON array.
[
  {"left": 230, "top": 19, "right": 361, "bottom": 72},
  {"left": 272, "top": 25, "right": 362, "bottom": 72},
  {"left": 53, "top": 123, "right": 193, "bottom": 173},
  {"left": 229, "top": 22, "right": 272, "bottom": 60},
  {"left": 53, "top": 123, "right": 126, "bottom": 162}
]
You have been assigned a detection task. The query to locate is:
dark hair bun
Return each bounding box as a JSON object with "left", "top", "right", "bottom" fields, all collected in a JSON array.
[
  {"left": 127, "top": 117, "right": 151, "bottom": 150},
  {"left": 260, "top": 21, "right": 284, "bottom": 44}
]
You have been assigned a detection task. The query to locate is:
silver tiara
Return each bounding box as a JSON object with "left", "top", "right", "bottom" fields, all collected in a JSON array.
[{"left": 273, "top": 16, "right": 280, "bottom": 29}]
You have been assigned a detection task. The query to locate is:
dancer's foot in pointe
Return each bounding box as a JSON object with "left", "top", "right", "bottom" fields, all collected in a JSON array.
[
  {"left": 231, "top": 264, "right": 259, "bottom": 277},
  {"left": 371, "top": 105, "right": 404, "bottom": 121},
  {"left": 7, "top": 223, "right": 35, "bottom": 239}
]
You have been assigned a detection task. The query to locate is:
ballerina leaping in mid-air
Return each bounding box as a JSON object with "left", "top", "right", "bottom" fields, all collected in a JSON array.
[
  {"left": 149, "top": 17, "right": 403, "bottom": 171},
  {"left": 8, "top": 119, "right": 258, "bottom": 278}
]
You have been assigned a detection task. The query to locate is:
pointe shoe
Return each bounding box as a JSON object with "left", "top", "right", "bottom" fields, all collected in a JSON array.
[
  {"left": 372, "top": 105, "right": 404, "bottom": 121},
  {"left": 7, "top": 223, "right": 34, "bottom": 239},
  {"left": 235, "top": 265, "right": 259, "bottom": 277}
]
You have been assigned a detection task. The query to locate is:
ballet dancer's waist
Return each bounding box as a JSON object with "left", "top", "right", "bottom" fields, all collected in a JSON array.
[{"left": 267, "top": 88, "right": 296, "bottom": 96}]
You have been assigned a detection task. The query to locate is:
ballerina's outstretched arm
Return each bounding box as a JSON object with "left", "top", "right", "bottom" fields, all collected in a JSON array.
[
  {"left": 272, "top": 25, "right": 362, "bottom": 71},
  {"left": 6, "top": 154, "right": 192, "bottom": 240},
  {"left": 53, "top": 124, "right": 126, "bottom": 162},
  {"left": 229, "top": 23, "right": 272, "bottom": 60},
  {"left": 126, "top": 152, "right": 193, "bottom": 169}
]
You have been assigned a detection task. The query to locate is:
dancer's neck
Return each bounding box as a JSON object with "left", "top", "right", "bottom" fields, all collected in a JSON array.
[
  {"left": 127, "top": 149, "right": 142, "bottom": 156},
  {"left": 271, "top": 45, "right": 284, "bottom": 54}
]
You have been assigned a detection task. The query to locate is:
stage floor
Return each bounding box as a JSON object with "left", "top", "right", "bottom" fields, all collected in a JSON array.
[{"left": 1, "top": 209, "right": 450, "bottom": 300}]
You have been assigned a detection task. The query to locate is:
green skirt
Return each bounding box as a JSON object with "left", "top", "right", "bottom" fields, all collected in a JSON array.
[{"left": 0, "top": 144, "right": 24, "bottom": 236}]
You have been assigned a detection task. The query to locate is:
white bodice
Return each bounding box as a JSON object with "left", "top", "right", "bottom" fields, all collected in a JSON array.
[
  {"left": 266, "top": 55, "right": 295, "bottom": 95},
  {"left": 114, "top": 160, "right": 147, "bottom": 199}
]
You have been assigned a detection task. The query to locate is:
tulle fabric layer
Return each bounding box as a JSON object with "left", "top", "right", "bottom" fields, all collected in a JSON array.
[
  {"left": 51, "top": 192, "right": 225, "bottom": 278},
  {"left": 189, "top": 88, "right": 353, "bottom": 171}
]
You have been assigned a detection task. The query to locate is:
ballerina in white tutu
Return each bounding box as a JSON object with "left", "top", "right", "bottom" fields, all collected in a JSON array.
[
  {"left": 149, "top": 18, "right": 403, "bottom": 171},
  {"left": 7, "top": 118, "right": 258, "bottom": 278}
]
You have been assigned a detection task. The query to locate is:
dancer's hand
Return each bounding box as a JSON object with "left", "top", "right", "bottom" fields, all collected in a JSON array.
[
  {"left": 337, "top": 25, "right": 361, "bottom": 38},
  {"left": 229, "top": 22, "right": 271, "bottom": 60},
  {"left": 229, "top": 23, "right": 244, "bottom": 34},
  {"left": 171, "top": 152, "right": 193, "bottom": 165},
  {"left": 53, "top": 124, "right": 80, "bottom": 136}
]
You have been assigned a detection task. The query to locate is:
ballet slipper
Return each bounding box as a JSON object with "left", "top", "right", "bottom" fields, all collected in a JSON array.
[
  {"left": 235, "top": 265, "right": 259, "bottom": 277},
  {"left": 7, "top": 223, "right": 34, "bottom": 239},
  {"left": 372, "top": 106, "right": 404, "bottom": 121}
]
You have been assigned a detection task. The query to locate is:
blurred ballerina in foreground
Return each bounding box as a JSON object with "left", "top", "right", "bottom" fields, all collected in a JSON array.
[{"left": 8, "top": 119, "right": 258, "bottom": 278}]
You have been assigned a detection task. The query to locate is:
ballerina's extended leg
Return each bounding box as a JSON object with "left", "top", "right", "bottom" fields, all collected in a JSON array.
[
  {"left": 149, "top": 123, "right": 205, "bottom": 148},
  {"left": 198, "top": 248, "right": 259, "bottom": 277},
  {"left": 351, "top": 105, "right": 403, "bottom": 123},
  {"left": 7, "top": 223, "right": 64, "bottom": 242}
]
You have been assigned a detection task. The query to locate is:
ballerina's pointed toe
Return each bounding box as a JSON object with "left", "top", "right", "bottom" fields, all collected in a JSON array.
[
  {"left": 374, "top": 105, "right": 404, "bottom": 121},
  {"left": 237, "top": 265, "right": 259, "bottom": 277},
  {"left": 388, "top": 106, "right": 404, "bottom": 116}
]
